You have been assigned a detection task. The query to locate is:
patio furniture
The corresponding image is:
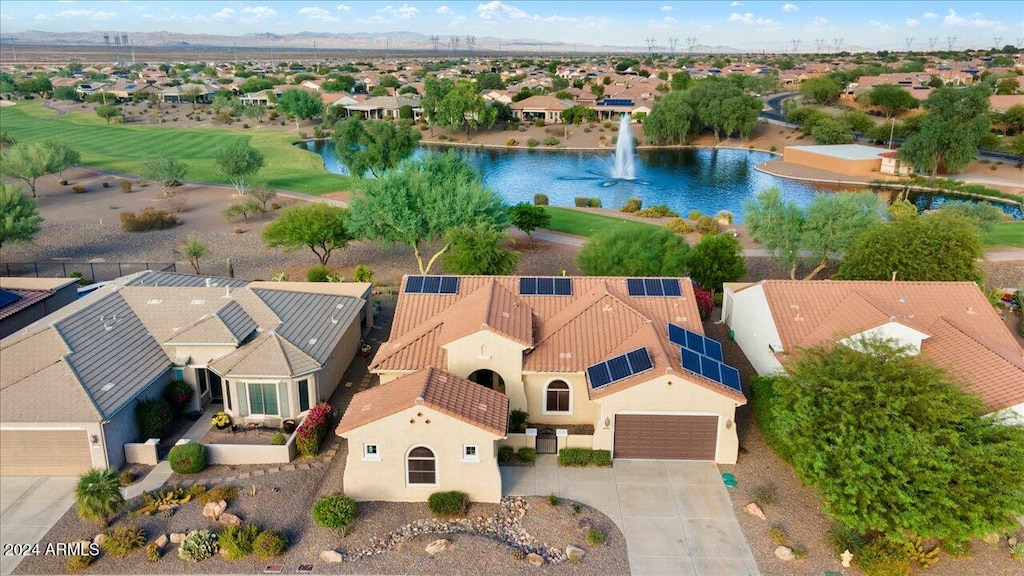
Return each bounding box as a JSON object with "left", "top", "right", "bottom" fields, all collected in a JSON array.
[{"left": 244, "top": 415, "right": 266, "bottom": 436}]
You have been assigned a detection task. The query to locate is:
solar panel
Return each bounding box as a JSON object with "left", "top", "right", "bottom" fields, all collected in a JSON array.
[
  {"left": 681, "top": 348, "right": 703, "bottom": 374},
  {"left": 627, "top": 278, "right": 683, "bottom": 297},
  {"left": 643, "top": 278, "right": 663, "bottom": 296},
  {"left": 668, "top": 323, "right": 724, "bottom": 362},
  {"left": 537, "top": 277, "right": 554, "bottom": 295},
  {"left": 626, "top": 278, "right": 644, "bottom": 296},
  {"left": 586, "top": 347, "right": 654, "bottom": 389},
  {"left": 520, "top": 277, "right": 572, "bottom": 296},
  {"left": 0, "top": 289, "right": 21, "bottom": 308},
  {"left": 519, "top": 277, "right": 537, "bottom": 294},
  {"left": 405, "top": 276, "right": 459, "bottom": 294},
  {"left": 679, "top": 347, "right": 743, "bottom": 393},
  {"left": 554, "top": 278, "right": 572, "bottom": 296},
  {"left": 662, "top": 279, "right": 682, "bottom": 296}
]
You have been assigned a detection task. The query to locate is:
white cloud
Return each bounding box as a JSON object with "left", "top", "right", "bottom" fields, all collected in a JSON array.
[
  {"left": 730, "top": 1, "right": 742, "bottom": 5},
  {"left": 436, "top": 5, "right": 452, "bottom": 14},
  {"left": 211, "top": 8, "right": 234, "bottom": 21},
  {"left": 811, "top": 16, "right": 828, "bottom": 25},
  {"left": 90, "top": 11, "right": 116, "bottom": 21},
  {"left": 649, "top": 15, "right": 677, "bottom": 30},
  {"left": 905, "top": 18, "right": 919, "bottom": 27},
  {"left": 943, "top": 9, "right": 966, "bottom": 26},
  {"left": 727, "top": 12, "right": 779, "bottom": 29},
  {"left": 942, "top": 9, "right": 1001, "bottom": 28},
  {"left": 922, "top": 12, "right": 937, "bottom": 19},
  {"left": 35, "top": 8, "right": 116, "bottom": 21},
  {"left": 355, "top": 15, "right": 388, "bottom": 24},
  {"left": 239, "top": 5, "right": 277, "bottom": 23},
  {"left": 661, "top": 5, "right": 673, "bottom": 11},
  {"left": 782, "top": 3, "right": 798, "bottom": 13},
  {"left": 477, "top": 1, "right": 530, "bottom": 21},
  {"left": 381, "top": 3, "right": 419, "bottom": 20},
  {"left": 298, "top": 6, "right": 339, "bottom": 22},
  {"left": 336, "top": 3, "right": 351, "bottom": 10},
  {"left": 447, "top": 14, "right": 466, "bottom": 28},
  {"left": 868, "top": 19, "right": 893, "bottom": 31}
]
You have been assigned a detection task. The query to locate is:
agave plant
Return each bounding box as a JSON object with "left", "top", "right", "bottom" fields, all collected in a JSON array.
[{"left": 76, "top": 468, "right": 126, "bottom": 527}]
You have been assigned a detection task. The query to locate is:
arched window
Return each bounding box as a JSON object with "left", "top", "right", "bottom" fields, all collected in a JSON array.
[
  {"left": 545, "top": 380, "right": 571, "bottom": 413},
  {"left": 406, "top": 446, "right": 436, "bottom": 485}
]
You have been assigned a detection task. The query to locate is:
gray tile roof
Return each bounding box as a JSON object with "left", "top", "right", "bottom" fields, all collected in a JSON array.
[
  {"left": 55, "top": 292, "right": 170, "bottom": 418},
  {"left": 126, "top": 271, "right": 248, "bottom": 288},
  {"left": 252, "top": 289, "right": 362, "bottom": 364},
  {"left": 216, "top": 300, "right": 258, "bottom": 344}
]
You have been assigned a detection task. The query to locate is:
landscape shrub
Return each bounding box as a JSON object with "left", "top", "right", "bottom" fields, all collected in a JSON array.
[
  {"left": 548, "top": 493, "right": 560, "bottom": 506},
  {"left": 198, "top": 485, "right": 238, "bottom": 505},
  {"left": 186, "top": 484, "right": 207, "bottom": 498},
  {"left": 942, "top": 538, "right": 972, "bottom": 558},
  {"left": 664, "top": 218, "right": 693, "bottom": 234},
  {"left": 586, "top": 197, "right": 602, "bottom": 208},
  {"left": 168, "top": 443, "right": 207, "bottom": 474},
  {"left": 119, "top": 179, "right": 132, "bottom": 194},
  {"left": 751, "top": 485, "right": 776, "bottom": 508},
  {"left": 72, "top": 185, "right": 86, "bottom": 194},
  {"left": 437, "top": 134, "right": 448, "bottom": 141},
  {"left": 534, "top": 118, "right": 545, "bottom": 127},
  {"left": 66, "top": 555, "right": 93, "bottom": 572},
  {"left": 533, "top": 193, "right": 549, "bottom": 206},
  {"left": 749, "top": 376, "right": 793, "bottom": 462},
  {"left": 636, "top": 204, "right": 679, "bottom": 218},
  {"left": 178, "top": 529, "right": 219, "bottom": 562},
  {"left": 518, "top": 447, "right": 537, "bottom": 463},
  {"left": 585, "top": 529, "right": 606, "bottom": 546},
  {"left": 352, "top": 265, "right": 373, "bottom": 283},
  {"left": 163, "top": 380, "right": 193, "bottom": 414},
  {"left": 306, "top": 265, "right": 332, "bottom": 282},
  {"left": 858, "top": 539, "right": 912, "bottom": 576},
  {"left": 687, "top": 209, "right": 702, "bottom": 221},
  {"left": 135, "top": 399, "right": 173, "bottom": 440},
  {"left": 509, "top": 409, "right": 529, "bottom": 432},
  {"left": 145, "top": 542, "right": 160, "bottom": 562},
  {"left": 428, "top": 491, "right": 469, "bottom": 518},
  {"left": 218, "top": 524, "right": 260, "bottom": 560},
  {"left": 506, "top": 137, "right": 518, "bottom": 146},
  {"left": 75, "top": 468, "right": 125, "bottom": 527},
  {"left": 693, "top": 286, "right": 713, "bottom": 320},
  {"left": 162, "top": 193, "right": 190, "bottom": 214},
  {"left": 574, "top": 196, "right": 588, "bottom": 207},
  {"left": 103, "top": 525, "right": 146, "bottom": 558},
  {"left": 102, "top": 182, "right": 111, "bottom": 188},
  {"left": 295, "top": 403, "right": 333, "bottom": 457},
  {"left": 120, "top": 208, "right": 178, "bottom": 232},
  {"left": 542, "top": 136, "right": 560, "bottom": 146},
  {"left": 526, "top": 137, "right": 539, "bottom": 148},
  {"left": 715, "top": 210, "right": 734, "bottom": 224},
  {"left": 270, "top": 432, "right": 286, "bottom": 445},
  {"left": 620, "top": 197, "right": 643, "bottom": 213},
  {"left": 253, "top": 530, "right": 287, "bottom": 560},
  {"left": 498, "top": 445, "right": 515, "bottom": 463},
  {"left": 312, "top": 494, "right": 357, "bottom": 535},
  {"left": 769, "top": 526, "right": 789, "bottom": 545},
  {"left": 695, "top": 215, "right": 720, "bottom": 235},
  {"left": 558, "top": 448, "right": 612, "bottom": 467},
  {"left": 769, "top": 145, "right": 777, "bottom": 152},
  {"left": 825, "top": 523, "right": 868, "bottom": 554},
  {"left": 119, "top": 471, "right": 136, "bottom": 486}
]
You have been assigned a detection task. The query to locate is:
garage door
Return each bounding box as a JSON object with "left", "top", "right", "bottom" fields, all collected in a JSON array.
[
  {"left": 614, "top": 414, "right": 718, "bottom": 460},
  {"left": 0, "top": 429, "right": 93, "bottom": 476}
]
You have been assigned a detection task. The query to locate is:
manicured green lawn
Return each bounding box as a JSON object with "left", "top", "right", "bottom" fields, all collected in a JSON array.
[
  {"left": 0, "top": 101, "right": 355, "bottom": 195},
  {"left": 982, "top": 221, "right": 1024, "bottom": 248},
  {"left": 542, "top": 207, "right": 657, "bottom": 237}
]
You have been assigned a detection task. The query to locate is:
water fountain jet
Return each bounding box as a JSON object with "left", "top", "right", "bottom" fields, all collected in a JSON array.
[{"left": 609, "top": 113, "right": 636, "bottom": 180}]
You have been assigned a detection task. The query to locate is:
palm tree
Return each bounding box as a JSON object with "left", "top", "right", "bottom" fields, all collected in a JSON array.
[{"left": 75, "top": 468, "right": 125, "bottom": 527}]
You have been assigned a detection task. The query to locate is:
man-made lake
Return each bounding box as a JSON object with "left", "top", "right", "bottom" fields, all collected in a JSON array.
[{"left": 299, "top": 141, "right": 1023, "bottom": 222}]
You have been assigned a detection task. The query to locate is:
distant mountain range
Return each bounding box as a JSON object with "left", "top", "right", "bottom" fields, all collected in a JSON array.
[{"left": 2, "top": 29, "right": 797, "bottom": 55}]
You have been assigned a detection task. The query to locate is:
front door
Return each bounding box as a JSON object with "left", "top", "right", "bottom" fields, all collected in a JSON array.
[{"left": 536, "top": 427, "right": 557, "bottom": 454}]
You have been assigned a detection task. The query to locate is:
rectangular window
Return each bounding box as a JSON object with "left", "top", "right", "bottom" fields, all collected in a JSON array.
[
  {"left": 196, "top": 368, "right": 209, "bottom": 395},
  {"left": 172, "top": 367, "right": 185, "bottom": 381},
  {"left": 462, "top": 445, "right": 479, "bottom": 462},
  {"left": 247, "top": 382, "right": 279, "bottom": 416},
  {"left": 298, "top": 379, "right": 310, "bottom": 413},
  {"left": 225, "top": 381, "right": 232, "bottom": 411},
  {"left": 363, "top": 444, "right": 380, "bottom": 461}
]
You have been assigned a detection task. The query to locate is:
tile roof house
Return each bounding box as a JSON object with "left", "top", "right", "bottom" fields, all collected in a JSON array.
[
  {"left": 0, "top": 277, "right": 80, "bottom": 339},
  {"left": 0, "top": 271, "right": 372, "bottom": 476},
  {"left": 336, "top": 275, "right": 746, "bottom": 502},
  {"left": 722, "top": 280, "right": 1024, "bottom": 422},
  {"left": 509, "top": 95, "right": 573, "bottom": 123}
]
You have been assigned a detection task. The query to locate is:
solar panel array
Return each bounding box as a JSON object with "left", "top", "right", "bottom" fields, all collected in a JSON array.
[
  {"left": 586, "top": 348, "right": 654, "bottom": 389},
  {"left": 669, "top": 323, "right": 742, "bottom": 393},
  {"left": 519, "top": 277, "right": 572, "bottom": 296},
  {"left": 626, "top": 278, "right": 683, "bottom": 297},
  {"left": 405, "top": 276, "right": 460, "bottom": 294},
  {"left": 0, "top": 289, "right": 22, "bottom": 308}
]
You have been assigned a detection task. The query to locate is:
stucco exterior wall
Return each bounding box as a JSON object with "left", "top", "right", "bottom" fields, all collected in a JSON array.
[
  {"left": 443, "top": 331, "right": 528, "bottom": 412},
  {"left": 723, "top": 285, "right": 786, "bottom": 376},
  {"left": 593, "top": 374, "right": 742, "bottom": 464},
  {"left": 522, "top": 373, "right": 598, "bottom": 425},
  {"left": 313, "top": 314, "right": 364, "bottom": 403},
  {"left": 783, "top": 147, "right": 881, "bottom": 175},
  {"left": 0, "top": 421, "right": 107, "bottom": 469},
  {"left": 341, "top": 404, "right": 503, "bottom": 503},
  {"left": 101, "top": 369, "right": 172, "bottom": 469}
]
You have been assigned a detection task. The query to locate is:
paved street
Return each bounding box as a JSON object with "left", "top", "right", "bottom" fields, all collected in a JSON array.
[{"left": 501, "top": 456, "right": 760, "bottom": 576}]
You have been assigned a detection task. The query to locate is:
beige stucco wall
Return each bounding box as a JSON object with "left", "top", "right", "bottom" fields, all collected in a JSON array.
[
  {"left": 521, "top": 373, "right": 598, "bottom": 426},
  {"left": 443, "top": 331, "right": 528, "bottom": 412},
  {"left": 315, "top": 314, "right": 364, "bottom": 403},
  {"left": 723, "top": 284, "right": 786, "bottom": 376},
  {"left": 341, "top": 404, "right": 503, "bottom": 503},
  {"left": 783, "top": 147, "right": 881, "bottom": 176},
  {"left": 593, "top": 374, "right": 742, "bottom": 464}
]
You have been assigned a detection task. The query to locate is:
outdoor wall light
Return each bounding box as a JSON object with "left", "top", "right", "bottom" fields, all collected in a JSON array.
[
  {"left": 725, "top": 419, "right": 733, "bottom": 430},
  {"left": 603, "top": 417, "right": 611, "bottom": 429},
  {"left": 90, "top": 434, "right": 99, "bottom": 445}
]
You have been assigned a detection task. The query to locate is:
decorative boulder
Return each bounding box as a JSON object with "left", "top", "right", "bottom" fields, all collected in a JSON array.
[
  {"left": 744, "top": 502, "right": 766, "bottom": 520},
  {"left": 526, "top": 552, "right": 545, "bottom": 567},
  {"left": 202, "top": 500, "right": 226, "bottom": 520},
  {"left": 92, "top": 534, "right": 106, "bottom": 547},
  {"left": 774, "top": 546, "right": 795, "bottom": 561},
  {"left": 154, "top": 534, "right": 168, "bottom": 549},
  {"left": 217, "top": 512, "right": 242, "bottom": 527},
  {"left": 566, "top": 544, "right": 586, "bottom": 561},
  {"left": 169, "top": 533, "right": 187, "bottom": 545},
  {"left": 320, "top": 550, "right": 344, "bottom": 563},
  {"left": 577, "top": 519, "right": 593, "bottom": 534},
  {"left": 981, "top": 533, "right": 1000, "bottom": 545},
  {"left": 425, "top": 539, "right": 451, "bottom": 555}
]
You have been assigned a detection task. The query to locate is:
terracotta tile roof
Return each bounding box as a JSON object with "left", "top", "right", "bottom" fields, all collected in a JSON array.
[
  {"left": 0, "top": 289, "right": 52, "bottom": 321},
  {"left": 372, "top": 276, "right": 746, "bottom": 403},
  {"left": 336, "top": 367, "right": 509, "bottom": 437},
  {"left": 753, "top": 280, "right": 1024, "bottom": 411}
]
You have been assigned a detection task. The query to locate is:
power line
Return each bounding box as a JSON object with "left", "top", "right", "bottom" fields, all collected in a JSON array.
[
  {"left": 946, "top": 36, "right": 957, "bottom": 50},
  {"left": 904, "top": 37, "right": 914, "bottom": 52},
  {"left": 429, "top": 35, "right": 440, "bottom": 53},
  {"left": 685, "top": 37, "right": 697, "bottom": 53},
  {"left": 992, "top": 36, "right": 1002, "bottom": 49},
  {"left": 927, "top": 37, "right": 938, "bottom": 50},
  {"left": 833, "top": 37, "right": 844, "bottom": 52},
  {"left": 668, "top": 37, "right": 678, "bottom": 56},
  {"left": 790, "top": 39, "right": 801, "bottom": 53},
  {"left": 814, "top": 38, "right": 825, "bottom": 53},
  {"left": 645, "top": 36, "right": 656, "bottom": 57}
]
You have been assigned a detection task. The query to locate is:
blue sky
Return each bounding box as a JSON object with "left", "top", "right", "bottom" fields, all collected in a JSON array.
[{"left": 1, "top": 1, "right": 1021, "bottom": 51}]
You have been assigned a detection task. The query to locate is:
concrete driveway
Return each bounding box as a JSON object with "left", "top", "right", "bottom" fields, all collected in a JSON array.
[
  {"left": 501, "top": 456, "right": 759, "bottom": 576},
  {"left": 0, "top": 476, "right": 77, "bottom": 576}
]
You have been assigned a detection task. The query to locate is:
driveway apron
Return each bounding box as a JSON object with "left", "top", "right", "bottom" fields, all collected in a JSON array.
[
  {"left": 0, "top": 476, "right": 77, "bottom": 576},
  {"left": 501, "top": 456, "right": 759, "bottom": 576}
]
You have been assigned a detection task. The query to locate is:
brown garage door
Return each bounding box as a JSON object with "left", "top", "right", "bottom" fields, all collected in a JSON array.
[
  {"left": 0, "top": 429, "right": 93, "bottom": 476},
  {"left": 614, "top": 414, "right": 718, "bottom": 460}
]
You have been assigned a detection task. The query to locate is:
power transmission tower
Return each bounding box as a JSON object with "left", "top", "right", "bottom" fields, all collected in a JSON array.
[
  {"left": 113, "top": 34, "right": 121, "bottom": 65},
  {"left": 645, "top": 37, "right": 656, "bottom": 57},
  {"left": 685, "top": 36, "right": 697, "bottom": 53},
  {"left": 449, "top": 35, "right": 460, "bottom": 58},
  {"left": 993, "top": 36, "right": 1002, "bottom": 49},
  {"left": 429, "top": 35, "right": 440, "bottom": 53},
  {"left": 121, "top": 33, "right": 129, "bottom": 65},
  {"left": 668, "top": 37, "right": 678, "bottom": 56},
  {"left": 465, "top": 35, "right": 475, "bottom": 59},
  {"left": 904, "top": 37, "right": 914, "bottom": 52},
  {"left": 927, "top": 37, "right": 938, "bottom": 50},
  {"left": 833, "top": 37, "right": 844, "bottom": 52},
  {"left": 814, "top": 38, "right": 825, "bottom": 53},
  {"left": 790, "top": 39, "right": 801, "bottom": 53},
  {"left": 946, "top": 36, "right": 956, "bottom": 50}
]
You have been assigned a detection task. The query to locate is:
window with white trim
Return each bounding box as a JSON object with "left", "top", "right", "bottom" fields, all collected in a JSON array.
[
  {"left": 247, "top": 382, "right": 279, "bottom": 416},
  {"left": 462, "top": 444, "right": 479, "bottom": 462},
  {"left": 363, "top": 443, "right": 380, "bottom": 461},
  {"left": 545, "top": 380, "right": 571, "bottom": 413},
  {"left": 407, "top": 446, "right": 436, "bottom": 485}
]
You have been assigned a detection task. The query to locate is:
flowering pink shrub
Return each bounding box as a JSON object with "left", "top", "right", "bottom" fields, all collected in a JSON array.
[
  {"left": 295, "top": 403, "right": 333, "bottom": 457},
  {"left": 693, "top": 287, "right": 713, "bottom": 321}
]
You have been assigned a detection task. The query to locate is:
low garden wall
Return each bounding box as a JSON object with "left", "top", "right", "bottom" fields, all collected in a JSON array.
[
  {"left": 499, "top": 433, "right": 594, "bottom": 451},
  {"left": 124, "top": 438, "right": 160, "bottom": 465},
  {"left": 203, "top": 428, "right": 299, "bottom": 465}
]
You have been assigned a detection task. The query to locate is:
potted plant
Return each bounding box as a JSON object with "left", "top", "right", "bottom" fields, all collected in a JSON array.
[
  {"left": 211, "top": 411, "right": 232, "bottom": 431},
  {"left": 282, "top": 419, "right": 297, "bottom": 434}
]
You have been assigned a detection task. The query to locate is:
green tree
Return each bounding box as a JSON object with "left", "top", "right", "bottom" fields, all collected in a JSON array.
[
  {"left": 177, "top": 233, "right": 209, "bottom": 274},
  {"left": 811, "top": 116, "right": 854, "bottom": 144},
  {"left": 509, "top": 202, "right": 550, "bottom": 244},
  {"left": 476, "top": 71, "right": 505, "bottom": 91},
  {"left": 322, "top": 74, "right": 355, "bottom": 93},
  {"left": 589, "top": 83, "right": 605, "bottom": 100},
  {"left": 139, "top": 155, "right": 188, "bottom": 196},
  {"left": 179, "top": 85, "right": 205, "bottom": 113},
  {"left": 44, "top": 139, "right": 81, "bottom": 182},
  {"left": 1, "top": 142, "right": 52, "bottom": 197},
  {"left": 671, "top": 71, "right": 692, "bottom": 91},
  {"left": 577, "top": 226, "right": 690, "bottom": 277},
  {"left": 995, "top": 76, "right": 1020, "bottom": 95},
  {"left": 643, "top": 91, "right": 693, "bottom": 144},
  {"left": 435, "top": 80, "right": 496, "bottom": 140},
  {"left": 864, "top": 84, "right": 920, "bottom": 118},
  {"left": 684, "top": 80, "right": 761, "bottom": 143},
  {"left": 348, "top": 151, "right": 509, "bottom": 274},
  {"left": 898, "top": 84, "right": 991, "bottom": 176},
  {"left": 210, "top": 91, "right": 243, "bottom": 119},
  {"left": 75, "top": 468, "right": 125, "bottom": 527},
  {"left": 837, "top": 211, "right": 984, "bottom": 283},
  {"left": 443, "top": 226, "right": 519, "bottom": 275},
  {"left": 378, "top": 74, "right": 400, "bottom": 88},
  {"left": 1000, "top": 104, "right": 1024, "bottom": 135},
  {"left": 262, "top": 203, "right": 352, "bottom": 265},
  {"left": 0, "top": 183, "right": 42, "bottom": 248},
  {"left": 333, "top": 118, "right": 421, "bottom": 178},
  {"left": 799, "top": 76, "right": 842, "bottom": 104},
  {"left": 769, "top": 339, "right": 1024, "bottom": 543},
  {"left": 421, "top": 76, "right": 454, "bottom": 135},
  {"left": 95, "top": 104, "right": 123, "bottom": 124},
  {"left": 1009, "top": 134, "right": 1024, "bottom": 169},
  {"left": 53, "top": 85, "right": 79, "bottom": 101},
  {"left": 242, "top": 104, "right": 268, "bottom": 124},
  {"left": 560, "top": 105, "right": 597, "bottom": 125},
  {"left": 214, "top": 140, "right": 265, "bottom": 196},
  {"left": 277, "top": 88, "right": 324, "bottom": 130},
  {"left": 15, "top": 76, "right": 52, "bottom": 97},
  {"left": 686, "top": 233, "right": 747, "bottom": 294}
]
